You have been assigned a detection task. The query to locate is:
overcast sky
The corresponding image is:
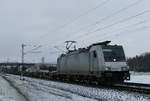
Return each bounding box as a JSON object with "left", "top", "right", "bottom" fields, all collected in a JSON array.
[{"left": 0, "top": 0, "right": 150, "bottom": 63}]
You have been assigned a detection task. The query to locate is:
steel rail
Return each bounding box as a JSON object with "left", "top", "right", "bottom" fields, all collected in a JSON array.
[
  {"left": 112, "top": 82, "right": 150, "bottom": 94},
  {"left": 5, "top": 73, "right": 150, "bottom": 94}
]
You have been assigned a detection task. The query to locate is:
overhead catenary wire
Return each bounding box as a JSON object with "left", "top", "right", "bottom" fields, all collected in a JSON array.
[
  {"left": 79, "top": 24, "right": 150, "bottom": 47},
  {"left": 53, "top": 9, "right": 149, "bottom": 49},
  {"left": 55, "top": 20, "right": 147, "bottom": 46},
  {"left": 32, "top": 0, "right": 111, "bottom": 52},
  {"left": 59, "top": 0, "right": 143, "bottom": 40},
  {"left": 25, "top": 0, "right": 148, "bottom": 58},
  {"left": 99, "top": 25, "right": 150, "bottom": 41},
  {"left": 31, "top": 0, "right": 143, "bottom": 49},
  {"left": 78, "top": 20, "right": 147, "bottom": 42},
  {"left": 56, "top": 23, "right": 150, "bottom": 54},
  {"left": 49, "top": 51, "right": 61, "bottom": 54},
  {"left": 83, "top": 21, "right": 150, "bottom": 45},
  {"left": 52, "top": 0, "right": 144, "bottom": 47},
  {"left": 38, "top": 0, "right": 111, "bottom": 39},
  {"left": 54, "top": 46, "right": 66, "bottom": 53},
  {"left": 72, "top": 9, "right": 150, "bottom": 41},
  {"left": 25, "top": 45, "right": 42, "bottom": 54},
  {"left": 44, "top": 9, "right": 150, "bottom": 57}
]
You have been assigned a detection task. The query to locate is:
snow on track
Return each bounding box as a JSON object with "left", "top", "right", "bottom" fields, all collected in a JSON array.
[
  {"left": 0, "top": 75, "right": 26, "bottom": 101},
  {"left": 6, "top": 74, "right": 150, "bottom": 101}
]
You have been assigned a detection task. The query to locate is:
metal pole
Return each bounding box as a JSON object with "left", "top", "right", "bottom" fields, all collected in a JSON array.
[
  {"left": 21, "top": 44, "right": 25, "bottom": 80},
  {"left": 20, "top": 44, "right": 41, "bottom": 80},
  {"left": 22, "top": 44, "right": 24, "bottom": 65}
]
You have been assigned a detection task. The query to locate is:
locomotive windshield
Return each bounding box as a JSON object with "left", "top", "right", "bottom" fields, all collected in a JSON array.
[{"left": 102, "top": 46, "right": 126, "bottom": 62}]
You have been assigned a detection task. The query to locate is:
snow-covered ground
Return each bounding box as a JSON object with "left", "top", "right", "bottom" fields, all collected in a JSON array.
[
  {"left": 6, "top": 74, "right": 150, "bottom": 101},
  {"left": 126, "top": 72, "right": 150, "bottom": 84},
  {"left": 0, "top": 75, "right": 26, "bottom": 101},
  {"left": 6, "top": 74, "right": 96, "bottom": 101}
]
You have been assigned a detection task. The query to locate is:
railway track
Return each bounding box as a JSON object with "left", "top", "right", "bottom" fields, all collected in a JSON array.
[
  {"left": 112, "top": 82, "right": 150, "bottom": 94},
  {"left": 6, "top": 73, "right": 150, "bottom": 94},
  {"left": 41, "top": 78, "right": 150, "bottom": 94},
  {"left": 58, "top": 79, "right": 150, "bottom": 94},
  {"left": 76, "top": 81, "right": 150, "bottom": 94},
  {"left": 25, "top": 77, "right": 150, "bottom": 94}
]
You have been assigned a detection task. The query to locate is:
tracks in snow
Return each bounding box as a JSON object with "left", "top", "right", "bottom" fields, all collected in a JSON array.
[
  {"left": 113, "top": 82, "right": 150, "bottom": 94},
  {"left": 6, "top": 74, "right": 150, "bottom": 101},
  {"left": 23, "top": 77, "right": 150, "bottom": 101}
]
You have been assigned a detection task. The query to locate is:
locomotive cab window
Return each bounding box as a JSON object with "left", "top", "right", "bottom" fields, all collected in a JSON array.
[
  {"left": 93, "top": 51, "right": 97, "bottom": 58},
  {"left": 102, "top": 46, "right": 126, "bottom": 62}
]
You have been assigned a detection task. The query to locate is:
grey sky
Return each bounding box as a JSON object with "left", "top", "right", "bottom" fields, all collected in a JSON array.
[{"left": 0, "top": 0, "right": 150, "bottom": 63}]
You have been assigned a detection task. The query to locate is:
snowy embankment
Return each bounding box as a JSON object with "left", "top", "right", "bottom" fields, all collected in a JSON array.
[
  {"left": 0, "top": 75, "right": 26, "bottom": 101},
  {"left": 126, "top": 72, "right": 150, "bottom": 84},
  {"left": 6, "top": 74, "right": 150, "bottom": 101},
  {"left": 6, "top": 74, "right": 96, "bottom": 101}
]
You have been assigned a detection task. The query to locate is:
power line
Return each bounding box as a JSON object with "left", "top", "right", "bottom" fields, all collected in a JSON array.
[
  {"left": 39, "top": 0, "right": 110, "bottom": 39},
  {"left": 81, "top": 24, "right": 150, "bottom": 47},
  {"left": 73, "top": 9, "right": 150, "bottom": 40},
  {"left": 54, "top": 46, "right": 66, "bottom": 53},
  {"left": 32, "top": 0, "right": 111, "bottom": 52},
  {"left": 26, "top": 0, "right": 148, "bottom": 57},
  {"left": 99, "top": 25, "right": 150, "bottom": 41},
  {"left": 65, "top": 0, "right": 143, "bottom": 37},
  {"left": 94, "top": 0, "right": 143, "bottom": 25},
  {"left": 93, "top": 10, "right": 150, "bottom": 33},
  {"left": 50, "top": 19, "right": 146, "bottom": 54},
  {"left": 25, "top": 45, "right": 42, "bottom": 54},
  {"left": 49, "top": 51, "right": 60, "bottom": 54},
  {"left": 53, "top": 0, "right": 143, "bottom": 46},
  {"left": 79, "top": 20, "right": 147, "bottom": 42},
  {"left": 78, "top": 20, "right": 148, "bottom": 46},
  {"left": 43, "top": 7, "right": 150, "bottom": 59}
]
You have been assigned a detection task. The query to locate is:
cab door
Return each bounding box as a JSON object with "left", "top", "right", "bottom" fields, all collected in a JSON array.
[{"left": 90, "top": 50, "right": 98, "bottom": 73}]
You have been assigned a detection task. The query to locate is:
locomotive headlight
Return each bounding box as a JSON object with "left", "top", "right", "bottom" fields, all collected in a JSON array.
[
  {"left": 113, "top": 58, "right": 117, "bottom": 62},
  {"left": 105, "top": 67, "right": 111, "bottom": 71}
]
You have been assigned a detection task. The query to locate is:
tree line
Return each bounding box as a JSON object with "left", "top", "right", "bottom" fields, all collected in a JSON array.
[{"left": 127, "top": 52, "right": 150, "bottom": 72}]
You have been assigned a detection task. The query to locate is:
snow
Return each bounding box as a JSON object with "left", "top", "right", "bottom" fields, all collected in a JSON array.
[
  {"left": 6, "top": 75, "right": 96, "bottom": 101},
  {"left": 126, "top": 72, "right": 150, "bottom": 84},
  {"left": 0, "top": 76, "right": 26, "bottom": 101},
  {"left": 6, "top": 74, "right": 150, "bottom": 101}
]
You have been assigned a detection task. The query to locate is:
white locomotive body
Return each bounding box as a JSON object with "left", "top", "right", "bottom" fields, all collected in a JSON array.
[{"left": 57, "top": 41, "right": 130, "bottom": 83}]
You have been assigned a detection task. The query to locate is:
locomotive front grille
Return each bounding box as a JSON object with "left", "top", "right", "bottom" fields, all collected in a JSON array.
[{"left": 103, "top": 71, "right": 130, "bottom": 81}]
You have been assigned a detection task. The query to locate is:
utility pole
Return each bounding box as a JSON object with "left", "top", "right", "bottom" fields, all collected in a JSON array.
[
  {"left": 41, "top": 57, "right": 45, "bottom": 64},
  {"left": 6, "top": 57, "right": 9, "bottom": 63},
  {"left": 21, "top": 44, "right": 26, "bottom": 80},
  {"left": 20, "top": 44, "right": 41, "bottom": 80},
  {"left": 22, "top": 44, "right": 25, "bottom": 67}
]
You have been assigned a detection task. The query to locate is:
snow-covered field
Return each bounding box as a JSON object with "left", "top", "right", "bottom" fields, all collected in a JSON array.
[
  {"left": 0, "top": 76, "right": 26, "bottom": 101},
  {"left": 6, "top": 74, "right": 150, "bottom": 101},
  {"left": 126, "top": 72, "right": 150, "bottom": 84}
]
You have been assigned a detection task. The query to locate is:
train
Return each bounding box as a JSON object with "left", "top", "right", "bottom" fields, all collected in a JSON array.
[
  {"left": 4, "top": 41, "right": 130, "bottom": 84},
  {"left": 56, "top": 41, "right": 130, "bottom": 84}
]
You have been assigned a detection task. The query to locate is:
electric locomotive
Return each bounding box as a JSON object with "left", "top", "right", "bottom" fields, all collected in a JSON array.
[{"left": 57, "top": 41, "right": 130, "bottom": 83}]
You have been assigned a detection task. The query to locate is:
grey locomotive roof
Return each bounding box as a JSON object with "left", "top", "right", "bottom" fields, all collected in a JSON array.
[
  {"left": 59, "top": 41, "right": 122, "bottom": 57},
  {"left": 89, "top": 41, "right": 111, "bottom": 47}
]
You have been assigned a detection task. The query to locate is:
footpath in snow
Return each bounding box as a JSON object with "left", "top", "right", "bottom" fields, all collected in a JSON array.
[
  {"left": 6, "top": 74, "right": 150, "bottom": 101},
  {"left": 0, "top": 75, "right": 26, "bottom": 101}
]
